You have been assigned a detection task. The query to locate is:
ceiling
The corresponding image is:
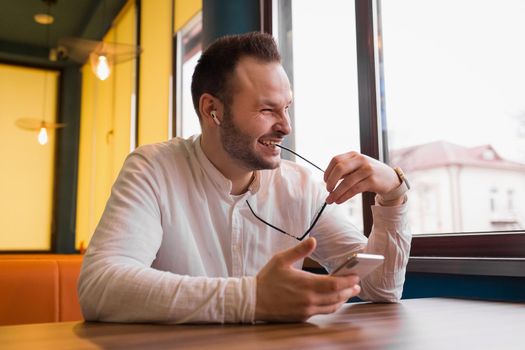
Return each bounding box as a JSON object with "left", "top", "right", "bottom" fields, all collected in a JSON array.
[{"left": 0, "top": 0, "right": 128, "bottom": 68}]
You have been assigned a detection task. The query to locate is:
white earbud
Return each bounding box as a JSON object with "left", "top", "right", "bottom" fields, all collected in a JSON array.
[{"left": 211, "top": 111, "right": 221, "bottom": 126}]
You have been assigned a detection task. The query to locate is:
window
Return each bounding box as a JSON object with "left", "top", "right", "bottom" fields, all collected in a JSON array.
[
  {"left": 507, "top": 189, "right": 514, "bottom": 212},
  {"left": 489, "top": 188, "right": 497, "bottom": 213},
  {"left": 0, "top": 64, "right": 59, "bottom": 251},
  {"left": 175, "top": 12, "right": 202, "bottom": 138},
  {"left": 380, "top": 0, "right": 525, "bottom": 235},
  {"left": 270, "top": 0, "right": 525, "bottom": 270},
  {"left": 274, "top": 0, "right": 363, "bottom": 231}
]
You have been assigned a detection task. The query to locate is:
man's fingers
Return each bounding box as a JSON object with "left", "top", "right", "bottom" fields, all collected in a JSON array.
[
  {"left": 315, "top": 285, "right": 361, "bottom": 306},
  {"left": 326, "top": 168, "right": 369, "bottom": 204},
  {"left": 256, "top": 253, "right": 361, "bottom": 321},
  {"left": 275, "top": 237, "right": 317, "bottom": 266},
  {"left": 311, "top": 274, "right": 360, "bottom": 293},
  {"left": 330, "top": 178, "right": 369, "bottom": 205},
  {"left": 324, "top": 152, "right": 363, "bottom": 180},
  {"left": 324, "top": 153, "right": 365, "bottom": 193},
  {"left": 309, "top": 297, "right": 351, "bottom": 316}
]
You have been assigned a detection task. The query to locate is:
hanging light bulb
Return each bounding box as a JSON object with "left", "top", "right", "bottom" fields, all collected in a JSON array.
[
  {"left": 95, "top": 54, "right": 111, "bottom": 80},
  {"left": 90, "top": 46, "right": 113, "bottom": 81},
  {"left": 38, "top": 126, "right": 49, "bottom": 145},
  {"left": 14, "top": 1, "right": 66, "bottom": 143}
]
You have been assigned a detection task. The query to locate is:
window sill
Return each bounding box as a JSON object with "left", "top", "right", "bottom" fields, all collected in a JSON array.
[
  {"left": 305, "top": 232, "right": 525, "bottom": 276},
  {"left": 410, "top": 231, "right": 525, "bottom": 258},
  {"left": 407, "top": 257, "right": 525, "bottom": 277}
]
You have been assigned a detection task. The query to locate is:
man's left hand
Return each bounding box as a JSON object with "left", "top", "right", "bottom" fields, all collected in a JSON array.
[{"left": 324, "top": 151, "right": 401, "bottom": 205}]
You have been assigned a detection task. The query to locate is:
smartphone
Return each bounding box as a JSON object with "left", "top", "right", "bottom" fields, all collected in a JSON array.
[{"left": 330, "top": 253, "right": 384, "bottom": 278}]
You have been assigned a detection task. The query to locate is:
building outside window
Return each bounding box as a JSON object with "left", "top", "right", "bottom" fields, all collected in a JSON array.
[{"left": 381, "top": 0, "right": 525, "bottom": 235}]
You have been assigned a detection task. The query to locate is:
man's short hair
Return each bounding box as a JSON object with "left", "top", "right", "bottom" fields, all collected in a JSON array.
[{"left": 191, "top": 31, "right": 281, "bottom": 120}]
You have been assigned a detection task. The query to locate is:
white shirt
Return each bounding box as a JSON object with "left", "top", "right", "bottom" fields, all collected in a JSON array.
[{"left": 78, "top": 135, "right": 411, "bottom": 324}]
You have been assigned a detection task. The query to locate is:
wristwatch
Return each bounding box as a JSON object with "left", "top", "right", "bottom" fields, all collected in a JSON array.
[{"left": 378, "top": 167, "right": 410, "bottom": 202}]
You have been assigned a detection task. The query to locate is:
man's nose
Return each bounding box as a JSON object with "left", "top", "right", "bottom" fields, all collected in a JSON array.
[{"left": 273, "top": 110, "right": 292, "bottom": 135}]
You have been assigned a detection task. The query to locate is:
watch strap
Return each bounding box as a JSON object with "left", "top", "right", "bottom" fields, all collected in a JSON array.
[{"left": 378, "top": 167, "right": 410, "bottom": 202}]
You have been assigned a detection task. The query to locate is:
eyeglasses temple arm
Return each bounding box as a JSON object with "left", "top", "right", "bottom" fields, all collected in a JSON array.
[
  {"left": 298, "top": 202, "right": 328, "bottom": 241},
  {"left": 246, "top": 200, "right": 288, "bottom": 235},
  {"left": 276, "top": 144, "right": 324, "bottom": 173}
]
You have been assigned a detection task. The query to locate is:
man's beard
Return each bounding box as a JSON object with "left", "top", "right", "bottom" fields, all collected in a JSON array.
[{"left": 219, "top": 107, "right": 281, "bottom": 170}]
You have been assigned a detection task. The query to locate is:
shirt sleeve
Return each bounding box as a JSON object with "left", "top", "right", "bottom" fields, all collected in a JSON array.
[
  {"left": 310, "top": 193, "right": 411, "bottom": 303},
  {"left": 77, "top": 149, "right": 256, "bottom": 324},
  {"left": 358, "top": 196, "right": 411, "bottom": 302}
]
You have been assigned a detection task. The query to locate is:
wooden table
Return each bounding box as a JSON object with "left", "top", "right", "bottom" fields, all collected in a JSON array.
[{"left": 1, "top": 298, "right": 523, "bottom": 350}]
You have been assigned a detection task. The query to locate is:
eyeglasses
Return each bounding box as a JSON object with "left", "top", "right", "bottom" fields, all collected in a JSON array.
[{"left": 246, "top": 144, "right": 327, "bottom": 241}]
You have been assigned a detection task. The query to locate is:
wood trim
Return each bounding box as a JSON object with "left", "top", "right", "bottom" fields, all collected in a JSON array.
[
  {"left": 0, "top": 57, "right": 62, "bottom": 70},
  {"left": 304, "top": 232, "right": 525, "bottom": 274},
  {"left": 306, "top": 258, "right": 525, "bottom": 278},
  {"left": 411, "top": 232, "right": 525, "bottom": 258},
  {"left": 172, "top": 33, "right": 178, "bottom": 137},
  {"left": 260, "top": 0, "right": 273, "bottom": 35},
  {"left": 52, "top": 66, "right": 82, "bottom": 253},
  {"left": 0, "top": 251, "right": 54, "bottom": 255},
  {"left": 134, "top": 0, "right": 141, "bottom": 147},
  {"left": 355, "top": 0, "right": 379, "bottom": 237},
  {"left": 408, "top": 257, "right": 525, "bottom": 277}
]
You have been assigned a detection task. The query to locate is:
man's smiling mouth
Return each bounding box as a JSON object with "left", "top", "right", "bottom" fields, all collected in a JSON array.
[{"left": 259, "top": 140, "right": 282, "bottom": 149}]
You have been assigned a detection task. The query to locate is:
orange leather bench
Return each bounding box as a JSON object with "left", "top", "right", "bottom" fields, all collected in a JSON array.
[{"left": 0, "top": 254, "right": 83, "bottom": 326}]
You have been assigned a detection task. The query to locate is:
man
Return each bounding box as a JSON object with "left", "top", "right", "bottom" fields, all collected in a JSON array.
[{"left": 78, "top": 32, "right": 411, "bottom": 324}]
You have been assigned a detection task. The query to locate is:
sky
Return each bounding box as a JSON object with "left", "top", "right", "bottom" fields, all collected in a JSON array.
[
  {"left": 291, "top": 0, "right": 360, "bottom": 170},
  {"left": 291, "top": 0, "right": 525, "bottom": 165},
  {"left": 381, "top": 0, "right": 525, "bottom": 162}
]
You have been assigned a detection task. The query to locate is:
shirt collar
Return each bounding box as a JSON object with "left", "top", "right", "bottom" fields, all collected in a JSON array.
[
  {"left": 193, "top": 135, "right": 262, "bottom": 196},
  {"left": 247, "top": 170, "right": 261, "bottom": 194}
]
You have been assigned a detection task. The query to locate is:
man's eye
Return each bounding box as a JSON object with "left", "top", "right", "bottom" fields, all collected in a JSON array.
[{"left": 261, "top": 109, "right": 273, "bottom": 113}]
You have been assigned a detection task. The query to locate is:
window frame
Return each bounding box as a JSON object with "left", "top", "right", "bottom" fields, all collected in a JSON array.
[
  {"left": 360, "top": 0, "right": 525, "bottom": 275},
  {"left": 267, "top": 0, "right": 525, "bottom": 275},
  {"left": 173, "top": 11, "right": 203, "bottom": 139}
]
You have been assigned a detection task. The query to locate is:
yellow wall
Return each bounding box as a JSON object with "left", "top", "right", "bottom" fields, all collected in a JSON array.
[
  {"left": 76, "top": 0, "right": 203, "bottom": 247},
  {"left": 76, "top": 1, "right": 136, "bottom": 249},
  {"left": 174, "top": 0, "right": 202, "bottom": 32},
  {"left": 0, "top": 64, "right": 58, "bottom": 250},
  {"left": 138, "top": 0, "right": 173, "bottom": 145}
]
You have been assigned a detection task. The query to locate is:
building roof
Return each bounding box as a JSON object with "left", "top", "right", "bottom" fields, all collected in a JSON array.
[{"left": 390, "top": 140, "right": 525, "bottom": 172}]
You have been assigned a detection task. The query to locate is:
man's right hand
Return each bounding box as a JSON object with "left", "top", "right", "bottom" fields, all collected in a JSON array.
[{"left": 255, "top": 237, "right": 361, "bottom": 322}]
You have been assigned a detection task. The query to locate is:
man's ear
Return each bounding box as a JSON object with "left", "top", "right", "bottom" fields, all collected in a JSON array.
[{"left": 199, "top": 93, "right": 223, "bottom": 127}]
